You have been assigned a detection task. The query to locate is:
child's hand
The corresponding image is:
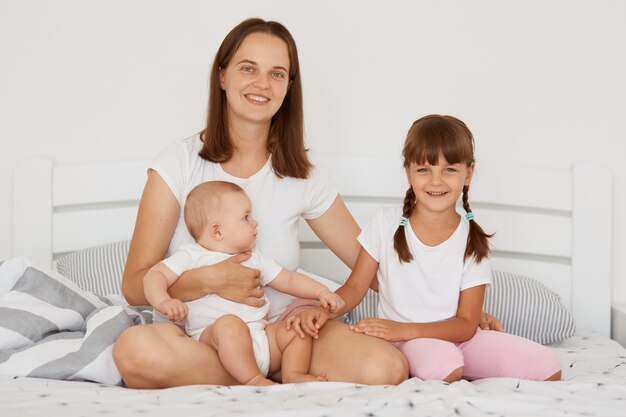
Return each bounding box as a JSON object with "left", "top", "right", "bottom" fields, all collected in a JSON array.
[
  {"left": 157, "top": 298, "right": 188, "bottom": 323},
  {"left": 350, "top": 318, "right": 407, "bottom": 342},
  {"left": 318, "top": 290, "right": 345, "bottom": 313},
  {"left": 285, "top": 306, "right": 330, "bottom": 339}
]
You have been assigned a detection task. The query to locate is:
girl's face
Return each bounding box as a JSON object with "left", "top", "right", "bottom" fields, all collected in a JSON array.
[
  {"left": 220, "top": 32, "right": 291, "bottom": 129},
  {"left": 406, "top": 154, "right": 474, "bottom": 217}
]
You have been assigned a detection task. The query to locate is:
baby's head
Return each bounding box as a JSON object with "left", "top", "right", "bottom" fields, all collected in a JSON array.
[{"left": 184, "top": 181, "right": 258, "bottom": 253}]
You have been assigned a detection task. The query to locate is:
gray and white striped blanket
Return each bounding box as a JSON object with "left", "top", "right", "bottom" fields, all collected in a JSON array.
[{"left": 0, "top": 257, "right": 150, "bottom": 385}]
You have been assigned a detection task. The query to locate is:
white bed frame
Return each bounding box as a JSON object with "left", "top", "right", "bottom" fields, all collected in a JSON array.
[{"left": 12, "top": 155, "right": 612, "bottom": 336}]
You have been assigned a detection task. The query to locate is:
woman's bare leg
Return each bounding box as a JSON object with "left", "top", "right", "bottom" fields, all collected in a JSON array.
[
  {"left": 114, "top": 320, "right": 409, "bottom": 388},
  {"left": 113, "top": 323, "right": 238, "bottom": 388},
  {"left": 308, "top": 320, "right": 409, "bottom": 385}
]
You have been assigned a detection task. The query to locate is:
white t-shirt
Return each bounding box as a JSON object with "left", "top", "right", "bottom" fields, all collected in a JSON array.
[
  {"left": 358, "top": 207, "right": 491, "bottom": 324},
  {"left": 150, "top": 134, "right": 338, "bottom": 321},
  {"left": 162, "top": 243, "right": 282, "bottom": 338}
]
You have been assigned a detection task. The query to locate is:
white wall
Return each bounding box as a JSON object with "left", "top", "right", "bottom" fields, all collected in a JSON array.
[{"left": 1, "top": 0, "right": 625, "bottom": 303}]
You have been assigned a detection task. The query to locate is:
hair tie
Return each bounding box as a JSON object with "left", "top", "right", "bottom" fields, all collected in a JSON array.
[
  {"left": 399, "top": 216, "right": 409, "bottom": 227},
  {"left": 465, "top": 212, "right": 475, "bottom": 222}
]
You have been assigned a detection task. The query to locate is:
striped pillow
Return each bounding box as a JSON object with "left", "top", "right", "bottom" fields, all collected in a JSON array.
[
  {"left": 484, "top": 270, "right": 576, "bottom": 344},
  {"left": 346, "top": 270, "right": 576, "bottom": 345},
  {"left": 346, "top": 289, "right": 379, "bottom": 327},
  {"left": 56, "top": 240, "right": 130, "bottom": 296}
]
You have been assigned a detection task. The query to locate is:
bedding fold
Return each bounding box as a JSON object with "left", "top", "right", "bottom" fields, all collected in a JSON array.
[{"left": 0, "top": 257, "right": 150, "bottom": 385}]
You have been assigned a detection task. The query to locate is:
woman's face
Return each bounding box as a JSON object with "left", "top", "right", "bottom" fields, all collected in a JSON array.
[{"left": 220, "top": 32, "right": 291, "bottom": 129}]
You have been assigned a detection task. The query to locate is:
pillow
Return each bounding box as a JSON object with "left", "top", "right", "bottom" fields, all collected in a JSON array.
[
  {"left": 54, "top": 241, "right": 341, "bottom": 301},
  {"left": 483, "top": 270, "right": 576, "bottom": 344},
  {"left": 346, "top": 270, "right": 576, "bottom": 345},
  {"left": 56, "top": 240, "right": 130, "bottom": 296}
]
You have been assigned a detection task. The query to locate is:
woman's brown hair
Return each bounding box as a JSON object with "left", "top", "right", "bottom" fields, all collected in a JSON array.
[
  {"left": 393, "top": 115, "right": 493, "bottom": 264},
  {"left": 199, "top": 18, "right": 311, "bottom": 179}
]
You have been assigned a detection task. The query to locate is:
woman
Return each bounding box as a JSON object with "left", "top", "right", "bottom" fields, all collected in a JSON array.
[{"left": 112, "top": 18, "right": 499, "bottom": 388}]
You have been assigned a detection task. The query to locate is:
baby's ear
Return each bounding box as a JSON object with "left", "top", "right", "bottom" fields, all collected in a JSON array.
[{"left": 210, "top": 223, "right": 223, "bottom": 241}]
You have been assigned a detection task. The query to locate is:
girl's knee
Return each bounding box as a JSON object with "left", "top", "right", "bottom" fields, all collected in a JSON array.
[
  {"left": 401, "top": 338, "right": 463, "bottom": 381},
  {"left": 461, "top": 330, "right": 562, "bottom": 381}
]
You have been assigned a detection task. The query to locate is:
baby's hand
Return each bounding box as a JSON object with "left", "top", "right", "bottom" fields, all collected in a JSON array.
[
  {"left": 318, "top": 290, "right": 345, "bottom": 313},
  {"left": 157, "top": 298, "right": 188, "bottom": 323}
]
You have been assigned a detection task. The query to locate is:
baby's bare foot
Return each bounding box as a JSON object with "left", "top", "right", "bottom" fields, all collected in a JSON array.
[
  {"left": 245, "top": 374, "right": 276, "bottom": 386},
  {"left": 283, "top": 372, "right": 326, "bottom": 384}
]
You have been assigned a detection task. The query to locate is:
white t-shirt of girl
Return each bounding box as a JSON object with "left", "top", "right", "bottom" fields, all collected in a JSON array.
[
  {"left": 150, "top": 134, "right": 338, "bottom": 321},
  {"left": 162, "top": 243, "right": 282, "bottom": 338},
  {"left": 357, "top": 206, "right": 491, "bottom": 324}
]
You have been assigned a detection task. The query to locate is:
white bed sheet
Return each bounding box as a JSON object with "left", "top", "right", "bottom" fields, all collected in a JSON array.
[{"left": 1, "top": 330, "right": 625, "bottom": 417}]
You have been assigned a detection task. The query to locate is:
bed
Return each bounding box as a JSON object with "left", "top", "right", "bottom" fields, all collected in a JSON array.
[{"left": 3, "top": 153, "right": 624, "bottom": 417}]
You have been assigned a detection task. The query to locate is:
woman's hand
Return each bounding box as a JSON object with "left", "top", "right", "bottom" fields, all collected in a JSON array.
[
  {"left": 285, "top": 306, "right": 330, "bottom": 339},
  {"left": 479, "top": 311, "right": 504, "bottom": 331},
  {"left": 206, "top": 252, "right": 265, "bottom": 307},
  {"left": 351, "top": 318, "right": 408, "bottom": 342}
]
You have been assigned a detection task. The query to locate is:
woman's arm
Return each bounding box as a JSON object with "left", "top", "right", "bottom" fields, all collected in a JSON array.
[
  {"left": 306, "top": 195, "right": 361, "bottom": 269},
  {"left": 352, "top": 285, "right": 487, "bottom": 343},
  {"left": 122, "top": 170, "right": 263, "bottom": 306},
  {"left": 122, "top": 170, "right": 179, "bottom": 305}
]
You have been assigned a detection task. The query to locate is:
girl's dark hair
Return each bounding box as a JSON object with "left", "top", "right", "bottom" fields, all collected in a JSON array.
[
  {"left": 393, "top": 114, "right": 493, "bottom": 263},
  {"left": 199, "top": 18, "right": 311, "bottom": 179}
]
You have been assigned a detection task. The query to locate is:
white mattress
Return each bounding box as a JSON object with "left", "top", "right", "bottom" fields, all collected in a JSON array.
[{"left": 1, "top": 330, "right": 625, "bottom": 417}]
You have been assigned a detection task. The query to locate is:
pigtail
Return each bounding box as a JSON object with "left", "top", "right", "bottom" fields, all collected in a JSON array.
[
  {"left": 393, "top": 187, "right": 416, "bottom": 263},
  {"left": 462, "top": 185, "right": 494, "bottom": 263}
]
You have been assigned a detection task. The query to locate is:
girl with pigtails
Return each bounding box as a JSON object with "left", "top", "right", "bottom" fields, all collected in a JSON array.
[{"left": 287, "top": 114, "right": 562, "bottom": 382}]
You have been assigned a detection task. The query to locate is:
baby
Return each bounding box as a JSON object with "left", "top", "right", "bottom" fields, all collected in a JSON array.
[{"left": 143, "top": 180, "right": 344, "bottom": 385}]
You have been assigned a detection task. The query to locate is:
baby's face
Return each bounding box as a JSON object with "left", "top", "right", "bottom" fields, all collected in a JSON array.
[{"left": 219, "top": 191, "right": 258, "bottom": 253}]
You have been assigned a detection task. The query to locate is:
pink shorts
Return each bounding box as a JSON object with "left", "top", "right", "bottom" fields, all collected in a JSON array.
[{"left": 395, "top": 328, "right": 561, "bottom": 381}]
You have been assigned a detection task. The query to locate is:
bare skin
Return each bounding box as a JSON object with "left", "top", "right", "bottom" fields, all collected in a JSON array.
[
  {"left": 200, "top": 315, "right": 326, "bottom": 386},
  {"left": 112, "top": 171, "right": 409, "bottom": 387},
  {"left": 113, "top": 30, "right": 503, "bottom": 389}
]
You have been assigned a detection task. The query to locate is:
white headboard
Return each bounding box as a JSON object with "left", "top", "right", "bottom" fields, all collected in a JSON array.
[{"left": 12, "top": 155, "right": 612, "bottom": 336}]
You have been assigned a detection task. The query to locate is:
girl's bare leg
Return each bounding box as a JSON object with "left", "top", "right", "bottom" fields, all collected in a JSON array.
[
  {"left": 200, "top": 315, "right": 274, "bottom": 386},
  {"left": 308, "top": 320, "right": 409, "bottom": 385},
  {"left": 113, "top": 322, "right": 238, "bottom": 388}
]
